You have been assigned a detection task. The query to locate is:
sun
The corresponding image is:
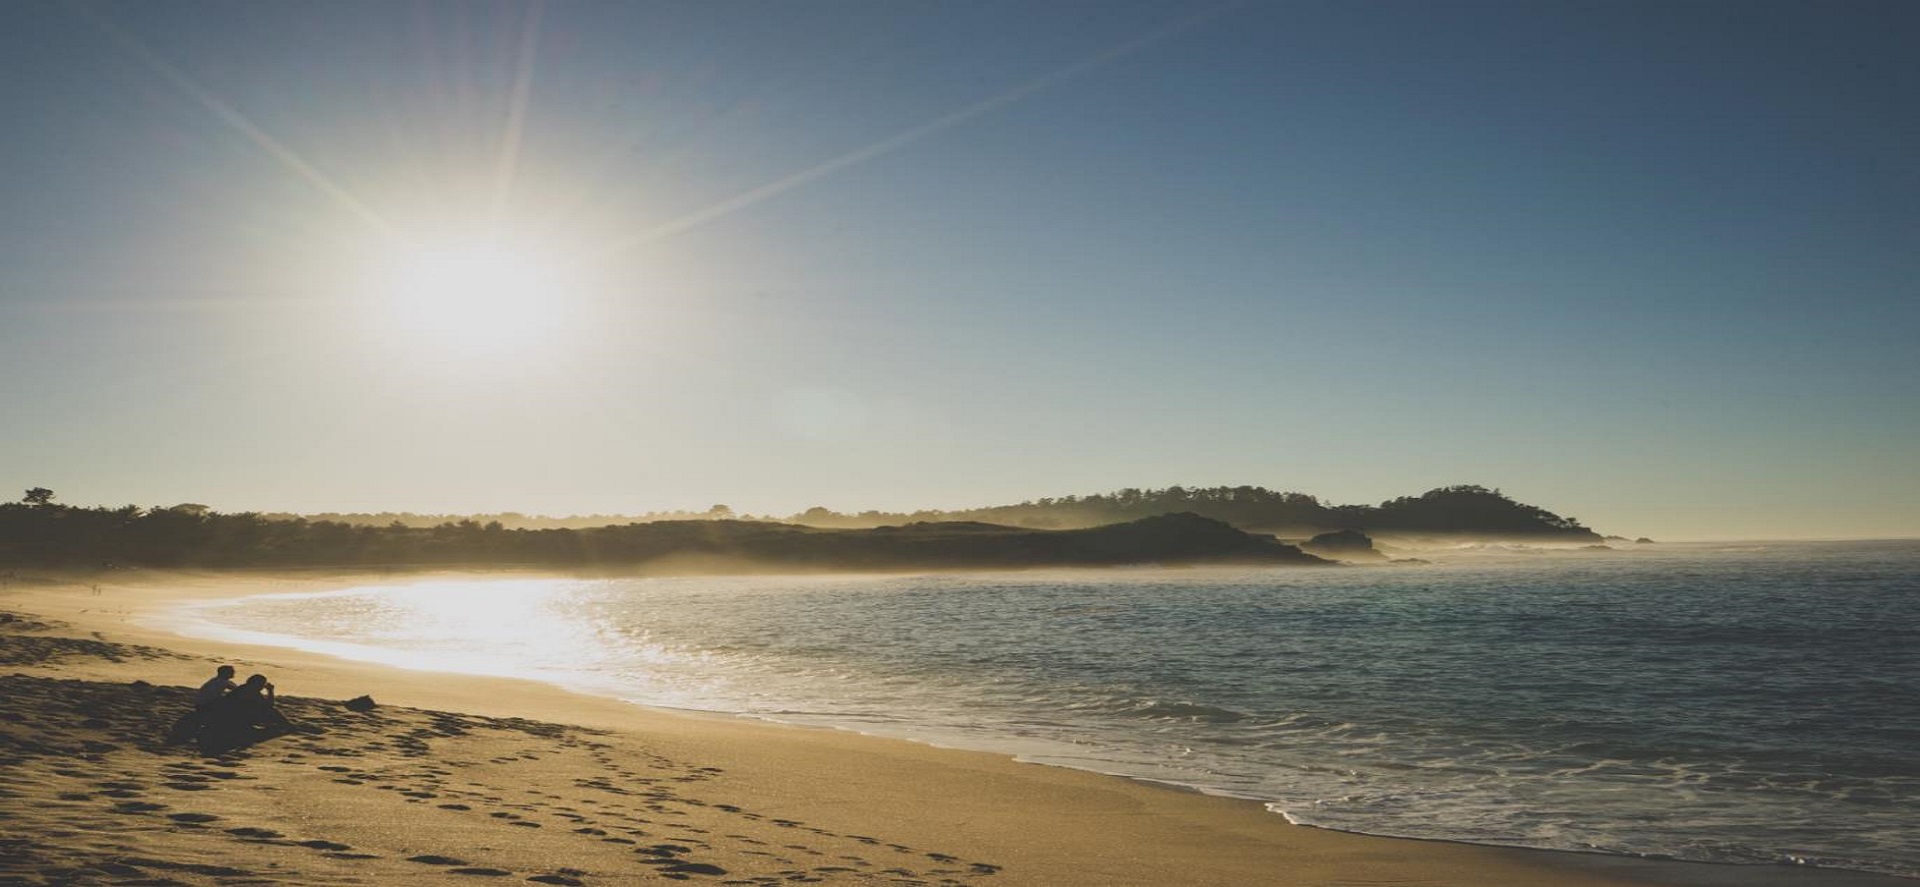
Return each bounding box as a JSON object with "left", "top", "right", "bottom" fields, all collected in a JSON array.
[{"left": 373, "top": 236, "right": 579, "bottom": 354}]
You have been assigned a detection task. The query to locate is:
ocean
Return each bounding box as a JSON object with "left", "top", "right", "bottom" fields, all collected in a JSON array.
[{"left": 164, "top": 539, "right": 1920, "bottom": 882}]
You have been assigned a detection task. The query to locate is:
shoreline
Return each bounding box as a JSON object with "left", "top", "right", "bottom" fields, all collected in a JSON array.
[{"left": 4, "top": 568, "right": 1910, "bottom": 886}]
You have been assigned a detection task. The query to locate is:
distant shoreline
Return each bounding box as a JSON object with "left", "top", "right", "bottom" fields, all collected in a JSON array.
[{"left": 1, "top": 485, "right": 1607, "bottom": 571}]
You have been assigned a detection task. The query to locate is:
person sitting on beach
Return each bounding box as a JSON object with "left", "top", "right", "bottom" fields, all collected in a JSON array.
[
  {"left": 216, "top": 673, "right": 293, "bottom": 731},
  {"left": 166, "top": 665, "right": 239, "bottom": 743},
  {"left": 195, "top": 665, "right": 238, "bottom": 709}
]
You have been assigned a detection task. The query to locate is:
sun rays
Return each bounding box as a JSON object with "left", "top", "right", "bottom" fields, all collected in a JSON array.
[{"left": 79, "top": 0, "right": 1235, "bottom": 264}]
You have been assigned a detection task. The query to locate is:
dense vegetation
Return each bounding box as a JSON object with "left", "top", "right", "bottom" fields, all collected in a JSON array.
[
  {"left": 252, "top": 484, "right": 1596, "bottom": 538},
  {"left": 0, "top": 490, "right": 1322, "bottom": 570},
  {"left": 779, "top": 484, "right": 1596, "bottom": 538},
  {"left": 0, "top": 484, "right": 1595, "bottom": 570}
]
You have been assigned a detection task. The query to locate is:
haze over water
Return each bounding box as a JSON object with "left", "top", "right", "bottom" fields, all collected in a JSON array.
[{"left": 173, "top": 540, "right": 1920, "bottom": 881}]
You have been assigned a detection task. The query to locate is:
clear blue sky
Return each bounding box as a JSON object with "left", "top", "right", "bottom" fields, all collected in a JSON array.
[{"left": 3, "top": 1, "right": 1916, "bottom": 541}]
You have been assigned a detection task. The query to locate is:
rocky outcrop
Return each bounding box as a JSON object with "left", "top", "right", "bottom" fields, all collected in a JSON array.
[{"left": 1300, "top": 529, "right": 1384, "bottom": 561}]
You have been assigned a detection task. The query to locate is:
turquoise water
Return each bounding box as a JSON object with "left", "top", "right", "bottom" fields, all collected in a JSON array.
[{"left": 172, "top": 540, "right": 1920, "bottom": 881}]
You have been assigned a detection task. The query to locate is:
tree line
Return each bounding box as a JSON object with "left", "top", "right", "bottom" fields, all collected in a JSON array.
[
  {"left": 250, "top": 484, "right": 1593, "bottom": 537},
  {"left": 781, "top": 484, "right": 1593, "bottom": 537},
  {"left": 0, "top": 484, "right": 1596, "bottom": 568}
]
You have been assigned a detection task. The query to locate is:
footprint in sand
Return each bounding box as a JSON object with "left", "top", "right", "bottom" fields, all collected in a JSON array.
[
  {"left": 110, "top": 801, "right": 166, "bottom": 813},
  {"left": 406, "top": 854, "right": 469, "bottom": 865}
]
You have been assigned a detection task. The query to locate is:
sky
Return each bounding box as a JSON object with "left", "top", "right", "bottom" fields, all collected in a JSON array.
[{"left": 3, "top": 1, "right": 1917, "bottom": 542}]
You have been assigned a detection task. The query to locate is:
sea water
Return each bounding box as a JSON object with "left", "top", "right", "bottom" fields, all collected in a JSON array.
[{"left": 166, "top": 540, "right": 1920, "bottom": 881}]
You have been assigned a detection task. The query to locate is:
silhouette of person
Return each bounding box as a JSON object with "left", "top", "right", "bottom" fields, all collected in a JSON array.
[
  {"left": 219, "top": 673, "right": 292, "bottom": 731},
  {"left": 167, "top": 665, "right": 238, "bottom": 743},
  {"left": 194, "top": 665, "right": 238, "bottom": 709}
]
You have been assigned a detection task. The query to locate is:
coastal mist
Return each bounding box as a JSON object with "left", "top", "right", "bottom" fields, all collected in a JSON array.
[{"left": 176, "top": 540, "right": 1920, "bottom": 880}]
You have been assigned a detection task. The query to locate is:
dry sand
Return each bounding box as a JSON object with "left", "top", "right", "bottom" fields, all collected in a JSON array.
[{"left": 0, "top": 570, "right": 1874, "bottom": 887}]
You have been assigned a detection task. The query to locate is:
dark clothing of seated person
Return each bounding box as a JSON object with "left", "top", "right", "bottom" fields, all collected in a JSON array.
[
  {"left": 166, "top": 665, "right": 238, "bottom": 743},
  {"left": 216, "top": 674, "right": 292, "bottom": 730},
  {"left": 194, "top": 666, "right": 238, "bottom": 711}
]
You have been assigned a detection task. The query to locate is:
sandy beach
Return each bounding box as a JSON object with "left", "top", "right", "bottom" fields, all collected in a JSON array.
[{"left": 0, "top": 570, "right": 1881, "bottom": 887}]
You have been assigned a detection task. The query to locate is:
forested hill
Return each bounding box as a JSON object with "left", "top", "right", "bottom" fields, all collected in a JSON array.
[
  {"left": 0, "top": 504, "right": 1326, "bottom": 571},
  {"left": 258, "top": 485, "right": 1598, "bottom": 540},
  {"left": 784, "top": 485, "right": 1599, "bottom": 540},
  {"left": 0, "top": 485, "right": 1598, "bottom": 571}
]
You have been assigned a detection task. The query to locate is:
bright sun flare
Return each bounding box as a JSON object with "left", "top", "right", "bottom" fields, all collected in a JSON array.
[{"left": 376, "top": 238, "right": 576, "bottom": 353}]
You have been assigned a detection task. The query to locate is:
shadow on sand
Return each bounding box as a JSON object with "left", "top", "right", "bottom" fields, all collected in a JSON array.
[{"left": 191, "top": 722, "right": 295, "bottom": 756}]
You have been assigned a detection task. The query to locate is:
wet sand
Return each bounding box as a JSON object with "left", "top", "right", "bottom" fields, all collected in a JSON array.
[{"left": 0, "top": 570, "right": 1894, "bottom": 886}]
